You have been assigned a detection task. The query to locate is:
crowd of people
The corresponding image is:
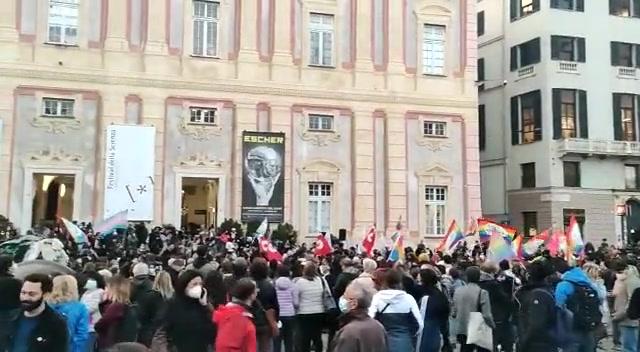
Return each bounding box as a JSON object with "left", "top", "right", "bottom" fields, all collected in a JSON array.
[{"left": 0, "top": 223, "right": 638, "bottom": 352}]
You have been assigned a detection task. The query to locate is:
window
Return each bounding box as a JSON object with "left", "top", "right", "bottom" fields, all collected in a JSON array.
[
  {"left": 423, "top": 121, "right": 447, "bottom": 137},
  {"left": 613, "top": 93, "right": 639, "bottom": 141},
  {"left": 47, "top": 0, "right": 79, "bottom": 45},
  {"left": 42, "top": 98, "right": 75, "bottom": 117},
  {"left": 521, "top": 163, "right": 536, "bottom": 188},
  {"left": 510, "top": 0, "right": 540, "bottom": 21},
  {"left": 422, "top": 24, "right": 446, "bottom": 75},
  {"left": 552, "top": 89, "right": 588, "bottom": 139},
  {"left": 425, "top": 186, "right": 447, "bottom": 235},
  {"left": 189, "top": 107, "right": 217, "bottom": 125},
  {"left": 563, "top": 208, "right": 585, "bottom": 235},
  {"left": 625, "top": 165, "right": 640, "bottom": 189},
  {"left": 610, "top": 0, "right": 640, "bottom": 17},
  {"left": 192, "top": 1, "right": 219, "bottom": 57},
  {"left": 551, "top": 0, "right": 585, "bottom": 11},
  {"left": 522, "top": 212, "right": 538, "bottom": 237},
  {"left": 309, "top": 13, "right": 334, "bottom": 67},
  {"left": 308, "top": 183, "right": 332, "bottom": 233},
  {"left": 477, "top": 11, "right": 485, "bottom": 36},
  {"left": 611, "top": 42, "right": 640, "bottom": 68},
  {"left": 511, "top": 90, "right": 542, "bottom": 144},
  {"left": 308, "top": 114, "right": 334, "bottom": 131},
  {"left": 477, "top": 58, "right": 485, "bottom": 91},
  {"left": 551, "top": 36, "right": 586, "bottom": 62},
  {"left": 563, "top": 161, "right": 581, "bottom": 187},
  {"left": 479, "top": 105, "right": 486, "bottom": 150},
  {"left": 510, "top": 38, "right": 541, "bottom": 71}
]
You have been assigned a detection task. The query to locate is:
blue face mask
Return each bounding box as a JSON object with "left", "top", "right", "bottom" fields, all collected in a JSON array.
[
  {"left": 85, "top": 279, "right": 97, "bottom": 291},
  {"left": 338, "top": 296, "right": 349, "bottom": 313}
]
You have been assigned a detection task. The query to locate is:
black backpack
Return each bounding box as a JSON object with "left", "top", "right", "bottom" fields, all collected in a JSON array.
[
  {"left": 116, "top": 303, "right": 140, "bottom": 343},
  {"left": 566, "top": 282, "right": 602, "bottom": 331}
]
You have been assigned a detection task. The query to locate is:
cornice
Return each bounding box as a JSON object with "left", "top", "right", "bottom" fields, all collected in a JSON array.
[{"left": 0, "top": 66, "right": 477, "bottom": 109}]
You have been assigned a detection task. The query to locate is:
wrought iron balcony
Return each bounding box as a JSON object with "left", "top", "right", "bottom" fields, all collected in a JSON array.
[{"left": 556, "top": 138, "right": 640, "bottom": 157}]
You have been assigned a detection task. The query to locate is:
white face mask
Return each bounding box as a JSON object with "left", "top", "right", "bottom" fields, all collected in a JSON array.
[
  {"left": 186, "top": 285, "right": 202, "bottom": 299},
  {"left": 85, "top": 279, "right": 97, "bottom": 291}
]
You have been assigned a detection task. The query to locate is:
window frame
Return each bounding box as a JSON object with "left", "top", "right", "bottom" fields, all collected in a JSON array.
[
  {"left": 307, "top": 182, "right": 333, "bottom": 233},
  {"left": 309, "top": 12, "right": 335, "bottom": 67},
  {"left": 620, "top": 94, "right": 637, "bottom": 141},
  {"left": 191, "top": 0, "right": 220, "bottom": 58},
  {"left": 422, "top": 121, "right": 447, "bottom": 138},
  {"left": 188, "top": 107, "right": 218, "bottom": 125},
  {"left": 479, "top": 104, "right": 486, "bottom": 151},
  {"left": 521, "top": 162, "right": 536, "bottom": 188},
  {"left": 611, "top": 42, "right": 637, "bottom": 67},
  {"left": 609, "top": 0, "right": 638, "bottom": 17},
  {"left": 47, "top": 0, "right": 80, "bottom": 45},
  {"left": 563, "top": 161, "right": 581, "bottom": 187},
  {"left": 522, "top": 211, "right": 538, "bottom": 238},
  {"left": 422, "top": 24, "right": 447, "bottom": 76},
  {"left": 477, "top": 11, "right": 485, "bottom": 36},
  {"left": 307, "top": 113, "right": 335, "bottom": 132},
  {"left": 520, "top": 93, "right": 537, "bottom": 144},
  {"left": 551, "top": 0, "right": 584, "bottom": 11},
  {"left": 41, "top": 97, "right": 75, "bottom": 118},
  {"left": 625, "top": 164, "right": 640, "bottom": 189},
  {"left": 560, "top": 89, "right": 578, "bottom": 138},
  {"left": 424, "top": 186, "right": 447, "bottom": 236},
  {"left": 562, "top": 208, "right": 585, "bottom": 236},
  {"left": 511, "top": 0, "right": 540, "bottom": 21}
]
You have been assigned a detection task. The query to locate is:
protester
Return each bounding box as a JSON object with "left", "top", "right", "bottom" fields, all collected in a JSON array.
[
  {"left": 478, "top": 262, "right": 515, "bottom": 352},
  {"left": 130, "top": 263, "right": 153, "bottom": 304},
  {"left": 47, "top": 274, "right": 90, "bottom": 352},
  {"left": 250, "top": 258, "right": 280, "bottom": 352},
  {"left": 80, "top": 273, "right": 105, "bottom": 352},
  {"left": 137, "top": 271, "right": 173, "bottom": 347},
  {"left": 416, "top": 268, "right": 451, "bottom": 352},
  {"left": 351, "top": 258, "right": 377, "bottom": 292},
  {"left": 452, "top": 266, "right": 495, "bottom": 352},
  {"left": 95, "top": 274, "right": 136, "bottom": 349},
  {"left": 274, "top": 264, "right": 296, "bottom": 352},
  {"left": 612, "top": 265, "right": 640, "bottom": 352},
  {"left": 213, "top": 278, "right": 258, "bottom": 352},
  {"left": 294, "top": 261, "right": 328, "bottom": 352}
]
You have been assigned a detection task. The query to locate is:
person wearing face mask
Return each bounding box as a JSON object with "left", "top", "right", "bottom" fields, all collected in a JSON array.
[
  {"left": 81, "top": 273, "right": 105, "bottom": 352},
  {"left": 4, "top": 273, "right": 69, "bottom": 352},
  {"left": 330, "top": 280, "right": 387, "bottom": 352},
  {"left": 160, "top": 270, "right": 215, "bottom": 352},
  {"left": 213, "top": 278, "right": 259, "bottom": 352}
]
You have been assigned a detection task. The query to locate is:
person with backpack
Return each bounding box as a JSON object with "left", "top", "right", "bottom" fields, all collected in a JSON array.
[
  {"left": 95, "top": 275, "right": 139, "bottom": 350},
  {"left": 555, "top": 263, "right": 605, "bottom": 352}
]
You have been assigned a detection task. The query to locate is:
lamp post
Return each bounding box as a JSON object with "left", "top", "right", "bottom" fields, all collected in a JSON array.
[{"left": 616, "top": 204, "right": 627, "bottom": 246}]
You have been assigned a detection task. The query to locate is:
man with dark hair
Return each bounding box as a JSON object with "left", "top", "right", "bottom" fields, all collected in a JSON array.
[
  {"left": 249, "top": 258, "right": 279, "bottom": 352},
  {"left": 452, "top": 266, "right": 495, "bottom": 352},
  {"left": 4, "top": 273, "right": 68, "bottom": 352},
  {"left": 214, "top": 278, "right": 258, "bottom": 352},
  {"left": 516, "top": 259, "right": 557, "bottom": 352}
]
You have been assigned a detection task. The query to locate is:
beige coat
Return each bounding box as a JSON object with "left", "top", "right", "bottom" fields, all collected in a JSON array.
[{"left": 329, "top": 310, "right": 387, "bottom": 352}]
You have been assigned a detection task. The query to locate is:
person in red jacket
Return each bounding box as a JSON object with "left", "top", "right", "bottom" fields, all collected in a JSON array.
[{"left": 213, "top": 278, "right": 258, "bottom": 352}]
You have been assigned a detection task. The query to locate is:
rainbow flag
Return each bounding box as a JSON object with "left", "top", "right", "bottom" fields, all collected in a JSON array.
[
  {"left": 487, "top": 232, "right": 516, "bottom": 262},
  {"left": 547, "top": 230, "right": 568, "bottom": 256},
  {"left": 95, "top": 210, "right": 128, "bottom": 238},
  {"left": 477, "top": 218, "right": 517, "bottom": 242},
  {"left": 511, "top": 235, "right": 523, "bottom": 259},
  {"left": 60, "top": 217, "right": 87, "bottom": 244},
  {"left": 566, "top": 214, "right": 584, "bottom": 256},
  {"left": 522, "top": 230, "right": 549, "bottom": 256},
  {"left": 387, "top": 233, "right": 405, "bottom": 262},
  {"left": 436, "top": 220, "right": 465, "bottom": 253}
]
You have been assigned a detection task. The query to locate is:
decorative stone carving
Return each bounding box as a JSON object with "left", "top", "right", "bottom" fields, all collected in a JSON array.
[
  {"left": 416, "top": 163, "right": 453, "bottom": 185},
  {"left": 297, "top": 116, "right": 341, "bottom": 147},
  {"left": 178, "top": 153, "right": 225, "bottom": 168},
  {"left": 30, "top": 116, "right": 82, "bottom": 134},
  {"left": 416, "top": 138, "right": 453, "bottom": 151},
  {"left": 177, "top": 122, "right": 223, "bottom": 141},
  {"left": 25, "top": 146, "right": 85, "bottom": 163}
]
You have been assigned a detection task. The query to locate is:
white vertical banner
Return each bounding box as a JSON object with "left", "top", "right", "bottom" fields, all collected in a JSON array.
[{"left": 103, "top": 125, "right": 156, "bottom": 221}]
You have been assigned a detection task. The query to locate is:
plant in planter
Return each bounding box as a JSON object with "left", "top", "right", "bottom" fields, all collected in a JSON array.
[
  {"left": 271, "top": 223, "right": 298, "bottom": 243},
  {"left": 217, "top": 218, "right": 244, "bottom": 237}
]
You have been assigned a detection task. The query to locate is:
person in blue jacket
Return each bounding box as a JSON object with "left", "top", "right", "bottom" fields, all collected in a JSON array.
[
  {"left": 47, "top": 275, "right": 90, "bottom": 352},
  {"left": 554, "top": 265, "right": 605, "bottom": 352}
]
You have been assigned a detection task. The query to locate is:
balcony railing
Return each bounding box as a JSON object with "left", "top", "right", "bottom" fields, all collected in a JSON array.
[
  {"left": 557, "top": 138, "right": 640, "bottom": 156},
  {"left": 618, "top": 67, "right": 638, "bottom": 79},
  {"left": 517, "top": 65, "right": 535, "bottom": 79},
  {"left": 557, "top": 61, "right": 579, "bottom": 74}
]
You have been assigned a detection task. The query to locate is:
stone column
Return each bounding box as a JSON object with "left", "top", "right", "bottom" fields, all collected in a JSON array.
[
  {"left": 236, "top": 1, "right": 260, "bottom": 62},
  {"left": 142, "top": 97, "right": 165, "bottom": 223},
  {"left": 145, "top": 0, "right": 168, "bottom": 54},
  {"left": 271, "top": 0, "right": 291, "bottom": 65},
  {"left": 0, "top": 0, "right": 18, "bottom": 42},
  {"left": 0, "top": 87, "right": 14, "bottom": 216},
  {"left": 104, "top": 0, "right": 128, "bottom": 51},
  {"left": 355, "top": 0, "right": 373, "bottom": 69},
  {"left": 269, "top": 103, "right": 293, "bottom": 224},
  {"left": 351, "top": 108, "right": 376, "bottom": 239},
  {"left": 387, "top": 1, "right": 405, "bottom": 74},
  {"left": 232, "top": 102, "right": 258, "bottom": 218},
  {"left": 385, "top": 112, "right": 407, "bottom": 233}
]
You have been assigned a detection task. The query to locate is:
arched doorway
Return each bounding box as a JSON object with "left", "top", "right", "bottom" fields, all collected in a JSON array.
[
  {"left": 626, "top": 198, "right": 640, "bottom": 244},
  {"left": 31, "top": 174, "right": 75, "bottom": 227}
]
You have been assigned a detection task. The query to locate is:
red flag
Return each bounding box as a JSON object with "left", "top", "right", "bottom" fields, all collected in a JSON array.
[
  {"left": 259, "top": 238, "right": 282, "bottom": 262},
  {"left": 361, "top": 226, "right": 376, "bottom": 257},
  {"left": 314, "top": 234, "right": 332, "bottom": 256}
]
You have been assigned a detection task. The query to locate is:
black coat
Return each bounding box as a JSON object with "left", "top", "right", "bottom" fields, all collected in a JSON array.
[
  {"left": 5, "top": 305, "right": 69, "bottom": 352},
  {"left": 516, "top": 283, "right": 556, "bottom": 351}
]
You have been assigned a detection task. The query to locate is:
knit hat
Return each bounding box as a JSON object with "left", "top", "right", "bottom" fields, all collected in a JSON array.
[{"left": 132, "top": 262, "right": 149, "bottom": 277}]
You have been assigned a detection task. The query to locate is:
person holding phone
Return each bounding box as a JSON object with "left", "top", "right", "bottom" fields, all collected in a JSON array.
[{"left": 159, "top": 270, "right": 215, "bottom": 352}]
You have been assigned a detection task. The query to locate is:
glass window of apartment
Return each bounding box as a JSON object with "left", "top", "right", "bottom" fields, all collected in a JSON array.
[
  {"left": 551, "top": 36, "right": 586, "bottom": 62},
  {"left": 422, "top": 24, "right": 446, "bottom": 76},
  {"left": 521, "top": 93, "right": 537, "bottom": 143},
  {"left": 610, "top": 0, "right": 640, "bottom": 17},
  {"left": 611, "top": 42, "right": 637, "bottom": 67},
  {"left": 42, "top": 98, "right": 75, "bottom": 117},
  {"left": 551, "top": 0, "right": 585, "bottom": 11},
  {"left": 521, "top": 162, "right": 536, "bottom": 188},
  {"left": 511, "top": 90, "right": 542, "bottom": 145},
  {"left": 308, "top": 182, "right": 332, "bottom": 233},
  {"left": 477, "top": 11, "right": 485, "bottom": 36},
  {"left": 618, "top": 94, "right": 637, "bottom": 141},
  {"left": 479, "top": 105, "right": 486, "bottom": 150},
  {"left": 192, "top": 0, "right": 219, "bottom": 57},
  {"left": 309, "top": 13, "right": 334, "bottom": 67},
  {"left": 510, "top": 38, "right": 541, "bottom": 70},
  {"left": 308, "top": 114, "right": 334, "bottom": 131},
  {"left": 563, "top": 208, "right": 585, "bottom": 235},
  {"left": 560, "top": 90, "right": 577, "bottom": 138},
  {"left": 189, "top": 107, "right": 217, "bottom": 125},
  {"left": 625, "top": 165, "right": 640, "bottom": 189},
  {"left": 425, "top": 186, "right": 447, "bottom": 235},
  {"left": 563, "top": 161, "right": 581, "bottom": 187},
  {"left": 522, "top": 212, "right": 538, "bottom": 237},
  {"left": 47, "top": 0, "right": 79, "bottom": 45},
  {"left": 511, "top": 0, "right": 540, "bottom": 20},
  {"left": 423, "top": 121, "right": 447, "bottom": 137}
]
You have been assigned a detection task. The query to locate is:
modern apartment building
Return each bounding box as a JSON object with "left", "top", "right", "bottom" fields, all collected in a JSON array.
[
  {"left": 477, "top": 0, "right": 640, "bottom": 243},
  {"left": 0, "top": 0, "right": 479, "bottom": 245}
]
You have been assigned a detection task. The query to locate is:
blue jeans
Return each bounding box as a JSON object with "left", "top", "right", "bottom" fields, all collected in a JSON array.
[
  {"left": 620, "top": 325, "right": 639, "bottom": 352},
  {"left": 564, "top": 330, "right": 596, "bottom": 352}
]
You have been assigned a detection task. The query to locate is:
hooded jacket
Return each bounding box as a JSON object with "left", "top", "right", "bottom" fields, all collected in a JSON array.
[
  {"left": 129, "top": 275, "right": 153, "bottom": 304},
  {"left": 612, "top": 266, "right": 640, "bottom": 327},
  {"left": 275, "top": 277, "right": 295, "bottom": 317},
  {"left": 213, "top": 302, "right": 257, "bottom": 352},
  {"left": 555, "top": 267, "right": 604, "bottom": 308},
  {"left": 50, "top": 301, "right": 90, "bottom": 352},
  {"left": 516, "top": 282, "right": 557, "bottom": 352},
  {"left": 478, "top": 271, "right": 514, "bottom": 323},
  {"left": 368, "top": 289, "right": 423, "bottom": 351}
]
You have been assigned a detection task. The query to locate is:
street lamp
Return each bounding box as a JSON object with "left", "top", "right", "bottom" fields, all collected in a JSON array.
[{"left": 616, "top": 204, "right": 627, "bottom": 246}]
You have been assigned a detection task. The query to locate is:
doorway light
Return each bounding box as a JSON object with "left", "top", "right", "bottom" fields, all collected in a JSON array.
[
  {"left": 59, "top": 183, "right": 66, "bottom": 198},
  {"left": 42, "top": 175, "right": 55, "bottom": 191}
]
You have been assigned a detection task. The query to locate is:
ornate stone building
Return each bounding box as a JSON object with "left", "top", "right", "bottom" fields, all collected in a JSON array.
[{"left": 0, "top": 0, "right": 479, "bottom": 245}]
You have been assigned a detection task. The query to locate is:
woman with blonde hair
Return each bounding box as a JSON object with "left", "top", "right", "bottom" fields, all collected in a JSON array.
[
  {"left": 137, "top": 271, "right": 174, "bottom": 347},
  {"left": 582, "top": 263, "right": 611, "bottom": 327},
  {"left": 95, "top": 275, "right": 135, "bottom": 350},
  {"left": 47, "top": 274, "right": 90, "bottom": 352}
]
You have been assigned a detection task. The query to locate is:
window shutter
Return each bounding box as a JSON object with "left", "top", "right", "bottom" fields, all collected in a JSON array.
[
  {"left": 477, "top": 11, "right": 485, "bottom": 36},
  {"left": 613, "top": 93, "right": 623, "bottom": 141},
  {"left": 533, "top": 90, "right": 543, "bottom": 141},
  {"left": 511, "top": 96, "right": 520, "bottom": 145},
  {"left": 634, "top": 0, "right": 640, "bottom": 17},
  {"left": 611, "top": 42, "right": 619, "bottom": 66},
  {"left": 550, "top": 0, "right": 559, "bottom": 8},
  {"left": 532, "top": 0, "right": 540, "bottom": 11},
  {"left": 510, "top": 0, "right": 518, "bottom": 20},
  {"left": 479, "top": 105, "right": 486, "bottom": 150},
  {"left": 531, "top": 37, "right": 541, "bottom": 64},
  {"left": 551, "top": 36, "right": 560, "bottom": 60},
  {"left": 552, "top": 88, "right": 562, "bottom": 140},
  {"left": 510, "top": 46, "right": 518, "bottom": 71},
  {"left": 578, "top": 90, "right": 588, "bottom": 139},
  {"left": 477, "top": 58, "right": 485, "bottom": 81},
  {"left": 577, "top": 38, "right": 586, "bottom": 63},
  {"left": 576, "top": 0, "right": 585, "bottom": 11}
]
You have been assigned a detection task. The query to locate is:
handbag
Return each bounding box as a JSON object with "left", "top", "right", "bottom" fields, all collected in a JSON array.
[
  {"left": 320, "top": 277, "right": 337, "bottom": 311},
  {"left": 466, "top": 289, "right": 493, "bottom": 350}
]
